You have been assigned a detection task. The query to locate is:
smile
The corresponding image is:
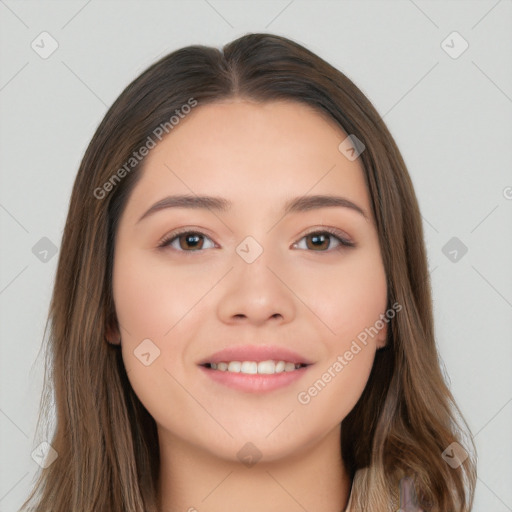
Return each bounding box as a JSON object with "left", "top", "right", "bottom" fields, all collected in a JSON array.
[
  {"left": 198, "top": 361, "right": 312, "bottom": 393},
  {"left": 203, "top": 360, "right": 308, "bottom": 374}
]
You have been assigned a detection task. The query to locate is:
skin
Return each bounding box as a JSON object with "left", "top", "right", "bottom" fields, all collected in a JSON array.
[{"left": 108, "top": 99, "right": 388, "bottom": 512}]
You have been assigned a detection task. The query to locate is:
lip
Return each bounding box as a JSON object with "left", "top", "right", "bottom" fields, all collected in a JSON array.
[
  {"left": 198, "top": 364, "right": 312, "bottom": 393},
  {"left": 197, "top": 344, "right": 314, "bottom": 366}
]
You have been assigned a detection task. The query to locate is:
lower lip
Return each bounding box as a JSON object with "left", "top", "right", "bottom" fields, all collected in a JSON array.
[{"left": 198, "top": 365, "right": 311, "bottom": 393}]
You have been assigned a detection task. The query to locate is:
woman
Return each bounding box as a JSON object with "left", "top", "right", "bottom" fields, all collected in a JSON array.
[{"left": 20, "top": 33, "right": 476, "bottom": 511}]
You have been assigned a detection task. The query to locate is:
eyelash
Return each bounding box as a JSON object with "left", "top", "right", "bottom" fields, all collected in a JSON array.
[{"left": 157, "top": 227, "right": 356, "bottom": 254}]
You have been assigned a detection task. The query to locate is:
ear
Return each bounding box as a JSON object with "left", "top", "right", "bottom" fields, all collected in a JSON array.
[
  {"left": 376, "top": 322, "right": 388, "bottom": 349},
  {"left": 105, "top": 314, "right": 121, "bottom": 345}
]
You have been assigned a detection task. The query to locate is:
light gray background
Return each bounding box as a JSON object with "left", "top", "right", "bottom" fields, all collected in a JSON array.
[{"left": 1, "top": 1, "right": 511, "bottom": 510}]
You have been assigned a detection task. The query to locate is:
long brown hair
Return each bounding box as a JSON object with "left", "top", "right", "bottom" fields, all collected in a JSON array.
[{"left": 20, "top": 33, "right": 476, "bottom": 511}]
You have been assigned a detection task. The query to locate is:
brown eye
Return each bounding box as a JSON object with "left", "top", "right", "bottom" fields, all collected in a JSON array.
[
  {"left": 294, "top": 230, "right": 355, "bottom": 252},
  {"left": 177, "top": 233, "right": 204, "bottom": 250},
  {"left": 159, "top": 230, "right": 215, "bottom": 251},
  {"left": 305, "top": 233, "right": 330, "bottom": 251}
]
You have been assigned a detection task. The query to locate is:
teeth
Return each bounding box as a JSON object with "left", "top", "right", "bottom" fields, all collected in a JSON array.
[
  {"left": 228, "top": 361, "right": 242, "bottom": 373},
  {"left": 275, "top": 361, "right": 285, "bottom": 373},
  {"left": 209, "top": 360, "right": 304, "bottom": 374}
]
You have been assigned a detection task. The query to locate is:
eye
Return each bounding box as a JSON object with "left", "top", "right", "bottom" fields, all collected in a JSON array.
[
  {"left": 157, "top": 227, "right": 355, "bottom": 253},
  {"left": 293, "top": 228, "right": 355, "bottom": 252},
  {"left": 158, "top": 229, "right": 216, "bottom": 252}
]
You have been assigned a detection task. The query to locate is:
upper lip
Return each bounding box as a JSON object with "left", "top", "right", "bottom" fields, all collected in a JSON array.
[{"left": 197, "top": 345, "right": 314, "bottom": 366}]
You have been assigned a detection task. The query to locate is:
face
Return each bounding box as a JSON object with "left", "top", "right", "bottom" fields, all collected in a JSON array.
[{"left": 111, "top": 99, "right": 388, "bottom": 462}]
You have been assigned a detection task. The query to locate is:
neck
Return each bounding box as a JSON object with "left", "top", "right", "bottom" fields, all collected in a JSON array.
[{"left": 156, "top": 424, "right": 352, "bottom": 512}]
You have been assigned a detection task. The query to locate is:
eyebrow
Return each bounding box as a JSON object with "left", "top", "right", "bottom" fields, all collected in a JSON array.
[{"left": 136, "top": 194, "right": 369, "bottom": 223}]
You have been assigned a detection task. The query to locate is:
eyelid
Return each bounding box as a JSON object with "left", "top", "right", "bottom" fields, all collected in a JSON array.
[
  {"left": 157, "top": 225, "right": 356, "bottom": 252},
  {"left": 298, "top": 226, "right": 354, "bottom": 246},
  {"left": 157, "top": 227, "right": 218, "bottom": 249}
]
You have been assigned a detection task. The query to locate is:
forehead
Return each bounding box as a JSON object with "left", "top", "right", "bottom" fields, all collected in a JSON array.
[{"left": 123, "top": 100, "right": 371, "bottom": 222}]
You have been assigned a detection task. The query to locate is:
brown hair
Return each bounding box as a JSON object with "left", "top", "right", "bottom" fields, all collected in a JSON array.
[{"left": 20, "top": 33, "right": 476, "bottom": 511}]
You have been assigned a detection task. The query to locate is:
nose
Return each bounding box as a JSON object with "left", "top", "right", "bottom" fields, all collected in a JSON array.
[{"left": 216, "top": 248, "right": 296, "bottom": 327}]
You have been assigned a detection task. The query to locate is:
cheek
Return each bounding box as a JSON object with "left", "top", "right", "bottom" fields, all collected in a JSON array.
[
  {"left": 298, "top": 250, "right": 388, "bottom": 343},
  {"left": 295, "top": 344, "right": 376, "bottom": 428},
  {"left": 294, "top": 252, "right": 386, "bottom": 421},
  {"left": 112, "top": 249, "right": 215, "bottom": 396},
  {"left": 112, "top": 250, "right": 204, "bottom": 429},
  {"left": 112, "top": 249, "right": 213, "bottom": 338}
]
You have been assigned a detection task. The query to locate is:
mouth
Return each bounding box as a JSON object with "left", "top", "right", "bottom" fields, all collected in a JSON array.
[
  {"left": 200, "top": 360, "right": 311, "bottom": 375},
  {"left": 196, "top": 345, "right": 314, "bottom": 392},
  {"left": 198, "top": 358, "right": 313, "bottom": 393}
]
